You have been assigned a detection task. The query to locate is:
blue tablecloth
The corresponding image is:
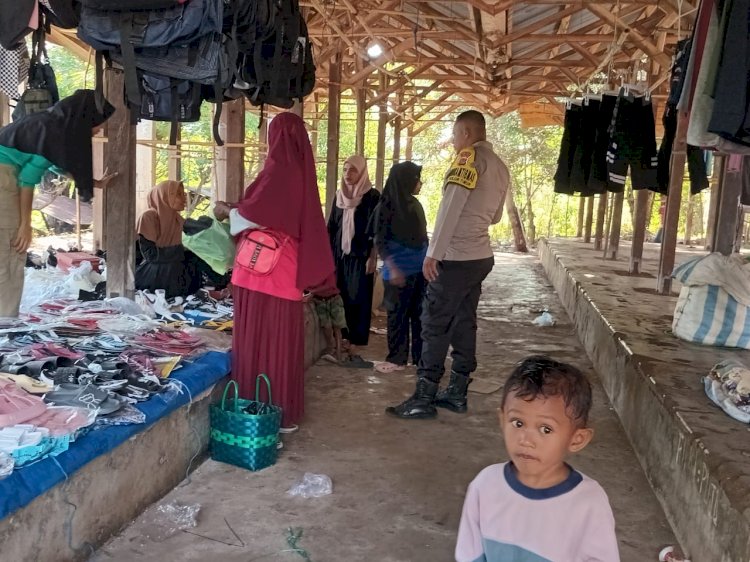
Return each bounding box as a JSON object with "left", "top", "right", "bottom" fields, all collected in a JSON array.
[{"left": 0, "top": 351, "right": 231, "bottom": 520}]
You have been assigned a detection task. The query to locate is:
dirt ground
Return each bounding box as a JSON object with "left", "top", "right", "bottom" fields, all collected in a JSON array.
[{"left": 92, "top": 252, "right": 677, "bottom": 562}]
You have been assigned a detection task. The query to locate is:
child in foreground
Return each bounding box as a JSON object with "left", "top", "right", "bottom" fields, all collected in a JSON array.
[{"left": 455, "top": 356, "right": 620, "bottom": 562}]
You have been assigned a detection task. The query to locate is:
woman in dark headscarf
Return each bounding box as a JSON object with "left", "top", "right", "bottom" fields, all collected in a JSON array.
[
  {"left": 213, "top": 112, "right": 334, "bottom": 431},
  {"left": 0, "top": 89, "right": 115, "bottom": 318},
  {"left": 372, "top": 162, "right": 428, "bottom": 374}
]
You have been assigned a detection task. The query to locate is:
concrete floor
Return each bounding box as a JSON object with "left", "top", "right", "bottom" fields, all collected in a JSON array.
[{"left": 93, "top": 252, "right": 676, "bottom": 562}]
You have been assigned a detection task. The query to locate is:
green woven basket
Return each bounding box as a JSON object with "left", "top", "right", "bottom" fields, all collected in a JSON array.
[{"left": 210, "top": 376, "right": 282, "bottom": 472}]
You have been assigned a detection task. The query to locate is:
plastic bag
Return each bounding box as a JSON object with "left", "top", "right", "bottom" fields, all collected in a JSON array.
[
  {"left": 105, "top": 297, "right": 147, "bottom": 316},
  {"left": 0, "top": 451, "right": 14, "bottom": 478},
  {"left": 287, "top": 473, "right": 333, "bottom": 498},
  {"left": 182, "top": 219, "right": 235, "bottom": 275},
  {"left": 156, "top": 501, "right": 200, "bottom": 530},
  {"left": 532, "top": 312, "right": 555, "bottom": 327}
]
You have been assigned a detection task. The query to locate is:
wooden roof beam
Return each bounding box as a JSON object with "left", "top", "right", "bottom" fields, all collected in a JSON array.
[
  {"left": 586, "top": 3, "right": 671, "bottom": 68},
  {"left": 315, "top": 0, "right": 401, "bottom": 62},
  {"left": 364, "top": 63, "right": 433, "bottom": 109},
  {"left": 413, "top": 106, "right": 456, "bottom": 136},
  {"left": 496, "top": 5, "right": 582, "bottom": 48},
  {"left": 345, "top": 37, "right": 417, "bottom": 85},
  {"left": 412, "top": 92, "right": 455, "bottom": 122},
  {"left": 386, "top": 81, "right": 442, "bottom": 123}
]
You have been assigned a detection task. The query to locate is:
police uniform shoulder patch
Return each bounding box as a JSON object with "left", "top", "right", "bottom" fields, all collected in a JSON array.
[{"left": 445, "top": 147, "right": 479, "bottom": 190}]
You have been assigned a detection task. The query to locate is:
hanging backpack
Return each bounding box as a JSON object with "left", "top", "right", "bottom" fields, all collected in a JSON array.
[
  {"left": 77, "top": 0, "right": 223, "bottom": 143},
  {"left": 13, "top": 23, "right": 59, "bottom": 120},
  {"left": 138, "top": 72, "right": 202, "bottom": 124},
  {"left": 239, "top": 0, "right": 315, "bottom": 109}
]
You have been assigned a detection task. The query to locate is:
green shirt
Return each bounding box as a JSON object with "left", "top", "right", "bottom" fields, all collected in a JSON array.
[{"left": 0, "top": 145, "right": 58, "bottom": 188}]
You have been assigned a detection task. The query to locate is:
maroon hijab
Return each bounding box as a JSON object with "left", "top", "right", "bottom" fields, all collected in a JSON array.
[{"left": 236, "top": 112, "right": 334, "bottom": 290}]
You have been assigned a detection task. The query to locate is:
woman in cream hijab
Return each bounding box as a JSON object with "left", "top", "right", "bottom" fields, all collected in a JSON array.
[
  {"left": 135, "top": 180, "right": 198, "bottom": 298},
  {"left": 327, "top": 156, "right": 380, "bottom": 365}
]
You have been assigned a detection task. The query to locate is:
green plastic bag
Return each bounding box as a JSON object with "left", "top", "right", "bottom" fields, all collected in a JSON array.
[{"left": 182, "top": 219, "right": 235, "bottom": 275}]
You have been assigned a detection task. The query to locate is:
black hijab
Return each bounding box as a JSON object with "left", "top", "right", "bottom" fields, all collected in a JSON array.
[
  {"left": 374, "top": 161, "right": 428, "bottom": 250},
  {"left": 0, "top": 89, "right": 115, "bottom": 202}
]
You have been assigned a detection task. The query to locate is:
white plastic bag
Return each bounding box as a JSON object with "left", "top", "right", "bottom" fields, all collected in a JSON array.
[
  {"left": 532, "top": 312, "right": 555, "bottom": 327},
  {"left": 287, "top": 473, "right": 333, "bottom": 498}
]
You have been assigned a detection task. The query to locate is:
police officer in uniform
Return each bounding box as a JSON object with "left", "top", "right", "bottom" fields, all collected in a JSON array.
[{"left": 387, "top": 110, "right": 510, "bottom": 419}]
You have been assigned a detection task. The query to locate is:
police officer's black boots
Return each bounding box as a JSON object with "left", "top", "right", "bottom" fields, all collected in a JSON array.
[
  {"left": 385, "top": 377, "right": 438, "bottom": 419},
  {"left": 433, "top": 371, "right": 472, "bottom": 413}
]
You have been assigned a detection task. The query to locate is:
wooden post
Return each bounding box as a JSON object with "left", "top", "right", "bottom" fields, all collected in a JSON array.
[
  {"left": 606, "top": 191, "right": 624, "bottom": 260},
  {"left": 215, "top": 99, "right": 245, "bottom": 204},
  {"left": 629, "top": 189, "right": 651, "bottom": 273},
  {"left": 355, "top": 87, "right": 366, "bottom": 156},
  {"left": 714, "top": 157, "right": 743, "bottom": 256},
  {"left": 92, "top": 132, "right": 105, "bottom": 252},
  {"left": 576, "top": 197, "right": 585, "bottom": 237},
  {"left": 135, "top": 120, "right": 155, "bottom": 219},
  {"left": 505, "top": 186, "right": 528, "bottom": 252},
  {"left": 291, "top": 99, "right": 303, "bottom": 118},
  {"left": 405, "top": 125, "right": 414, "bottom": 161},
  {"left": 0, "top": 93, "right": 9, "bottom": 125},
  {"left": 167, "top": 125, "right": 181, "bottom": 181},
  {"left": 258, "top": 109, "right": 268, "bottom": 167},
  {"left": 583, "top": 196, "right": 594, "bottom": 243},
  {"left": 375, "top": 73, "right": 388, "bottom": 190},
  {"left": 392, "top": 92, "right": 402, "bottom": 164},
  {"left": 684, "top": 194, "right": 694, "bottom": 246},
  {"left": 594, "top": 193, "right": 607, "bottom": 250},
  {"left": 309, "top": 95, "right": 320, "bottom": 161},
  {"left": 103, "top": 68, "right": 137, "bottom": 298},
  {"left": 325, "top": 51, "right": 342, "bottom": 217},
  {"left": 705, "top": 155, "right": 723, "bottom": 250},
  {"left": 657, "top": 111, "right": 688, "bottom": 294}
]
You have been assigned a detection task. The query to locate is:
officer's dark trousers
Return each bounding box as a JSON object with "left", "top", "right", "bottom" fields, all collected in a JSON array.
[{"left": 417, "top": 257, "right": 494, "bottom": 384}]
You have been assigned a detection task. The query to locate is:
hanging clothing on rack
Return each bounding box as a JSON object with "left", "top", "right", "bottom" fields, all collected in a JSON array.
[
  {"left": 658, "top": 104, "right": 710, "bottom": 195},
  {"left": 605, "top": 93, "right": 658, "bottom": 192},
  {"left": 553, "top": 99, "right": 602, "bottom": 195},
  {"left": 587, "top": 94, "right": 618, "bottom": 194},
  {"left": 708, "top": 0, "right": 750, "bottom": 146}
]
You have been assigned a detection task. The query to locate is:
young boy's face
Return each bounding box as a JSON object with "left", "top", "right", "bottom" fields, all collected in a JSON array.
[{"left": 500, "top": 391, "right": 593, "bottom": 488}]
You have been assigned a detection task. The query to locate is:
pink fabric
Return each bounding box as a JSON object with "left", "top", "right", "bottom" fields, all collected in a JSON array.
[
  {"left": 232, "top": 287, "right": 305, "bottom": 427},
  {"left": 336, "top": 155, "right": 372, "bottom": 255},
  {"left": 235, "top": 112, "right": 334, "bottom": 291},
  {"left": 28, "top": 2, "right": 39, "bottom": 30},
  {"left": 231, "top": 235, "right": 302, "bottom": 301}
]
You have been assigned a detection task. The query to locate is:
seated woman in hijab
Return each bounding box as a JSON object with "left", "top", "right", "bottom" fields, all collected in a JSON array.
[
  {"left": 0, "top": 89, "right": 115, "bottom": 318},
  {"left": 213, "top": 112, "right": 335, "bottom": 434},
  {"left": 135, "top": 180, "right": 200, "bottom": 299},
  {"left": 372, "top": 162, "right": 428, "bottom": 374}
]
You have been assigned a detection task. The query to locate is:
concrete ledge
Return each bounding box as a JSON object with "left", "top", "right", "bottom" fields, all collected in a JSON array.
[
  {"left": 538, "top": 239, "right": 750, "bottom": 561},
  {"left": 0, "top": 383, "right": 225, "bottom": 562}
]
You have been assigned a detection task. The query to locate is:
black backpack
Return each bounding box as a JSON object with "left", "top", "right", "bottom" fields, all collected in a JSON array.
[
  {"left": 239, "top": 0, "right": 315, "bottom": 109},
  {"left": 78, "top": 0, "right": 223, "bottom": 143},
  {"left": 13, "top": 24, "right": 59, "bottom": 120}
]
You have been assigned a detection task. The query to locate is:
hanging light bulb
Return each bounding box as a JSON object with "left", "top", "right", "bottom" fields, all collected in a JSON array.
[{"left": 366, "top": 42, "right": 383, "bottom": 59}]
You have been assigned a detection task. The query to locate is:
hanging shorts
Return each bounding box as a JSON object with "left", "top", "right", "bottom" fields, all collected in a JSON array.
[
  {"left": 314, "top": 294, "right": 347, "bottom": 330},
  {"left": 606, "top": 94, "right": 659, "bottom": 192}
]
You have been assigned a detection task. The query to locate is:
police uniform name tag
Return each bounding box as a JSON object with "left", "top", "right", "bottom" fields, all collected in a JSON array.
[{"left": 445, "top": 148, "right": 479, "bottom": 189}]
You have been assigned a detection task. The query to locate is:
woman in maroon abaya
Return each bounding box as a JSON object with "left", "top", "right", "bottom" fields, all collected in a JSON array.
[{"left": 214, "top": 112, "right": 334, "bottom": 430}]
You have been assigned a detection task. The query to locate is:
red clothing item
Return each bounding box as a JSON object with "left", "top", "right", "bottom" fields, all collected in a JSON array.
[
  {"left": 232, "top": 286, "right": 305, "bottom": 427},
  {"left": 235, "top": 112, "right": 334, "bottom": 291}
]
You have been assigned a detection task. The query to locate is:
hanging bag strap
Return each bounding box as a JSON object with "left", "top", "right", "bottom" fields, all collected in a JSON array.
[
  {"left": 255, "top": 373, "right": 273, "bottom": 415},
  {"left": 220, "top": 379, "right": 240, "bottom": 412}
]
